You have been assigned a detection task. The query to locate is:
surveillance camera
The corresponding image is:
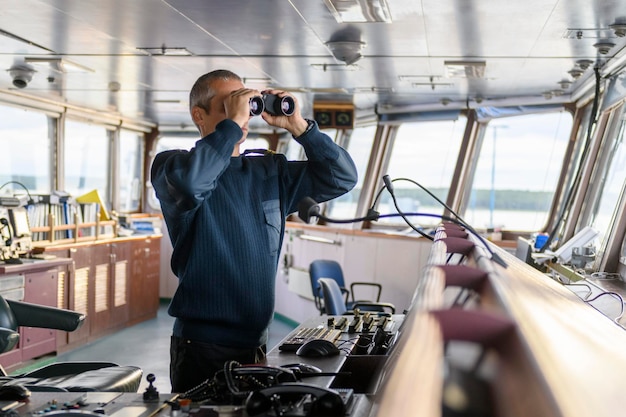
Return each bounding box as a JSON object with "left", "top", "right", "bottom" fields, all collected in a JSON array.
[{"left": 8, "top": 66, "right": 35, "bottom": 89}]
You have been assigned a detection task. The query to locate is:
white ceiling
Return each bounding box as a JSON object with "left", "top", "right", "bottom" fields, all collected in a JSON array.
[{"left": 1, "top": 0, "right": 626, "bottom": 131}]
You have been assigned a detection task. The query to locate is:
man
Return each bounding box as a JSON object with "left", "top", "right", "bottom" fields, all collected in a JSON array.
[{"left": 150, "top": 69, "right": 357, "bottom": 393}]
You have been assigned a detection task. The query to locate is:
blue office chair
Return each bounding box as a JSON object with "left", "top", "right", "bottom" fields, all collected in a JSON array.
[
  {"left": 309, "top": 260, "right": 384, "bottom": 315},
  {"left": 317, "top": 278, "right": 395, "bottom": 315}
]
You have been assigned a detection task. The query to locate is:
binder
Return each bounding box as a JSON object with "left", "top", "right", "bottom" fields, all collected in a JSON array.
[{"left": 76, "top": 189, "right": 110, "bottom": 221}]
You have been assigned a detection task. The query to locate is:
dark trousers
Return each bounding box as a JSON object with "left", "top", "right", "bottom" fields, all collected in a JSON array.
[{"left": 170, "top": 336, "right": 267, "bottom": 393}]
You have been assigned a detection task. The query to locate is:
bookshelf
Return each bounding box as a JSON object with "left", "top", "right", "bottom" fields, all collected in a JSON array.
[
  {"left": 26, "top": 192, "right": 117, "bottom": 246},
  {"left": 29, "top": 212, "right": 117, "bottom": 246}
]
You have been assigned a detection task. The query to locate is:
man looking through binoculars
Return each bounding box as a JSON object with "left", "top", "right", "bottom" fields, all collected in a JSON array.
[{"left": 150, "top": 69, "right": 357, "bottom": 393}]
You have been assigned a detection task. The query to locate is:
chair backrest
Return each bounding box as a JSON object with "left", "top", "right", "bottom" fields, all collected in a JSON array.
[
  {"left": 309, "top": 260, "right": 346, "bottom": 313},
  {"left": 317, "top": 278, "right": 348, "bottom": 315},
  {"left": 309, "top": 260, "right": 345, "bottom": 292}
]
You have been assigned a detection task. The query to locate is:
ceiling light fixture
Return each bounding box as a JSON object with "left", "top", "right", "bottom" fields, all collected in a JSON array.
[
  {"left": 242, "top": 77, "right": 272, "bottom": 85},
  {"left": 444, "top": 60, "right": 486, "bottom": 78},
  {"left": 24, "top": 57, "right": 94, "bottom": 73},
  {"left": 311, "top": 63, "right": 360, "bottom": 71},
  {"left": 324, "top": 0, "right": 392, "bottom": 23},
  {"left": 137, "top": 45, "right": 193, "bottom": 56}
]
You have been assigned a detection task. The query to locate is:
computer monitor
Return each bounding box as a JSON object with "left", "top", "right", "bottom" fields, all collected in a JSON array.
[
  {"left": 515, "top": 237, "right": 534, "bottom": 265},
  {"left": 8, "top": 207, "right": 31, "bottom": 238}
]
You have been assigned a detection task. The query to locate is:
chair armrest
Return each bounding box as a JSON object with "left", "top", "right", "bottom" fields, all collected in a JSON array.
[
  {"left": 6, "top": 300, "right": 85, "bottom": 332},
  {"left": 340, "top": 287, "right": 350, "bottom": 305},
  {"left": 350, "top": 282, "right": 383, "bottom": 302},
  {"left": 353, "top": 301, "right": 395, "bottom": 314},
  {"left": 0, "top": 327, "right": 19, "bottom": 355}
]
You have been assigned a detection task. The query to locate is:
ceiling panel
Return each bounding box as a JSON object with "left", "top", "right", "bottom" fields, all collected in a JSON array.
[{"left": 1, "top": 0, "right": 626, "bottom": 129}]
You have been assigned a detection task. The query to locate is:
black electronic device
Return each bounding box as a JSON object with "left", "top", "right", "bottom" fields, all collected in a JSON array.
[
  {"left": 0, "top": 217, "right": 12, "bottom": 246},
  {"left": 281, "top": 363, "right": 323, "bottom": 375},
  {"left": 180, "top": 361, "right": 300, "bottom": 404},
  {"left": 296, "top": 339, "right": 340, "bottom": 357},
  {"left": 245, "top": 383, "right": 347, "bottom": 417},
  {"left": 143, "top": 373, "right": 160, "bottom": 402},
  {"left": 279, "top": 327, "right": 341, "bottom": 352},
  {"left": 8, "top": 207, "right": 30, "bottom": 238},
  {"left": 0, "top": 383, "right": 31, "bottom": 401},
  {"left": 312, "top": 102, "right": 354, "bottom": 129}
]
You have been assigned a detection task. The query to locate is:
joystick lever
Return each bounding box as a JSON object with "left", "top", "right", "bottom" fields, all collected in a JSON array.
[{"left": 143, "top": 373, "right": 160, "bottom": 402}]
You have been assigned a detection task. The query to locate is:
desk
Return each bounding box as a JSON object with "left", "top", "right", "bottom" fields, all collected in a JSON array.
[{"left": 0, "top": 257, "right": 73, "bottom": 275}]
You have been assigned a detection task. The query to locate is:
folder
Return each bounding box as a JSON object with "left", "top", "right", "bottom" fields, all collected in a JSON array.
[{"left": 76, "top": 189, "right": 110, "bottom": 221}]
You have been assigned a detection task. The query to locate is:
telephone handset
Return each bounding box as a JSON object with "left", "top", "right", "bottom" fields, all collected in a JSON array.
[
  {"left": 0, "top": 217, "right": 12, "bottom": 246},
  {"left": 223, "top": 363, "right": 298, "bottom": 397},
  {"left": 180, "top": 361, "right": 301, "bottom": 404},
  {"left": 245, "top": 383, "right": 345, "bottom": 417}
]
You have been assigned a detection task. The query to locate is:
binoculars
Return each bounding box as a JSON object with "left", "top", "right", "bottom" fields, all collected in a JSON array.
[{"left": 249, "top": 94, "right": 295, "bottom": 117}]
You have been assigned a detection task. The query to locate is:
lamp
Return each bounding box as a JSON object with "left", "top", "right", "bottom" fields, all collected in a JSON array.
[{"left": 325, "top": 40, "right": 366, "bottom": 65}]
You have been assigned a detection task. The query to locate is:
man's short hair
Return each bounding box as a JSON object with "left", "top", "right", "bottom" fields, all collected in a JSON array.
[{"left": 189, "top": 69, "right": 242, "bottom": 114}]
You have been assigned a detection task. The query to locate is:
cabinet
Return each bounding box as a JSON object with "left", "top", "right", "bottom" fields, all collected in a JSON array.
[
  {"left": 129, "top": 237, "right": 160, "bottom": 324},
  {"left": 60, "top": 237, "right": 161, "bottom": 348},
  {"left": 0, "top": 259, "right": 72, "bottom": 372},
  {"left": 0, "top": 235, "right": 161, "bottom": 370},
  {"left": 21, "top": 269, "right": 58, "bottom": 361}
]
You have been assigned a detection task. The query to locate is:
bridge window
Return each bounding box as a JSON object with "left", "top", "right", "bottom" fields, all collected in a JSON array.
[
  {"left": 326, "top": 125, "right": 376, "bottom": 219},
  {"left": 466, "top": 111, "right": 572, "bottom": 232},
  {"left": 588, "top": 104, "right": 626, "bottom": 254},
  {"left": 0, "top": 105, "right": 51, "bottom": 195},
  {"left": 377, "top": 117, "right": 467, "bottom": 228},
  {"left": 118, "top": 130, "right": 144, "bottom": 213},
  {"left": 64, "top": 120, "right": 111, "bottom": 205}
]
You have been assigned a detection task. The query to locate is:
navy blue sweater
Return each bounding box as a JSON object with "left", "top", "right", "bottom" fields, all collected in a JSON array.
[{"left": 151, "top": 119, "right": 357, "bottom": 347}]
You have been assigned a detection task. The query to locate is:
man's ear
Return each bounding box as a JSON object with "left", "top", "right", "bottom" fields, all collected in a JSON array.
[{"left": 191, "top": 106, "right": 205, "bottom": 126}]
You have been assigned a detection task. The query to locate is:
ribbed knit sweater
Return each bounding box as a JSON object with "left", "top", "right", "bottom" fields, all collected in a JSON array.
[{"left": 151, "top": 119, "right": 357, "bottom": 348}]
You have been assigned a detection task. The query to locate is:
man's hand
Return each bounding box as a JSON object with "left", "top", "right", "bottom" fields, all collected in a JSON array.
[
  {"left": 224, "top": 88, "right": 260, "bottom": 128},
  {"left": 261, "top": 90, "right": 309, "bottom": 137}
]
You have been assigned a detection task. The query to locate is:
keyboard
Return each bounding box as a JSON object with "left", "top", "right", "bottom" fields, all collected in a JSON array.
[{"left": 278, "top": 327, "right": 342, "bottom": 352}]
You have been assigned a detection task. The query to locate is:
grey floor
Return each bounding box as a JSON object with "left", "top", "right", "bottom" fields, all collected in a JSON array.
[{"left": 53, "top": 300, "right": 296, "bottom": 394}]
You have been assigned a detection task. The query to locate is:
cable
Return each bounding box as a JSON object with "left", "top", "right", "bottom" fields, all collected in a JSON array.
[
  {"left": 370, "top": 174, "right": 467, "bottom": 240},
  {"left": 382, "top": 175, "right": 433, "bottom": 240},
  {"left": 584, "top": 291, "right": 625, "bottom": 323},
  {"left": 0, "top": 181, "right": 34, "bottom": 204},
  {"left": 298, "top": 197, "right": 508, "bottom": 268}
]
